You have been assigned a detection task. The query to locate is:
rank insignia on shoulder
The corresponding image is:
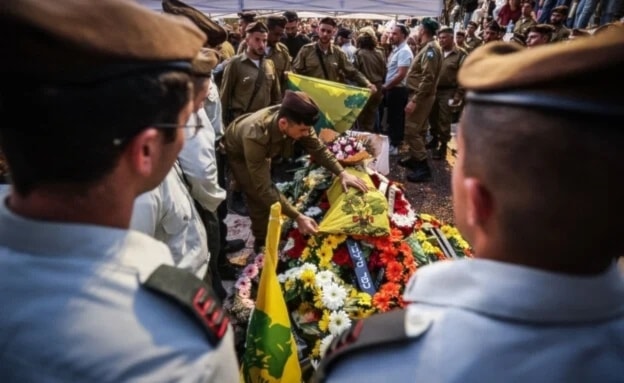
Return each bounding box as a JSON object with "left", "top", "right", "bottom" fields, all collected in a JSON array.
[
  {"left": 426, "top": 50, "right": 435, "bottom": 59},
  {"left": 143, "top": 264, "right": 229, "bottom": 346}
]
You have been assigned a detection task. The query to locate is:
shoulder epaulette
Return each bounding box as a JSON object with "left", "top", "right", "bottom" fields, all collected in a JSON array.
[
  {"left": 143, "top": 264, "right": 229, "bottom": 346},
  {"left": 313, "top": 308, "right": 431, "bottom": 382}
]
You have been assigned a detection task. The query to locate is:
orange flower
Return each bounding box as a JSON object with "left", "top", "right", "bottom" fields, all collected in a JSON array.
[
  {"left": 380, "top": 282, "right": 401, "bottom": 298},
  {"left": 380, "top": 249, "right": 399, "bottom": 264},
  {"left": 372, "top": 292, "right": 391, "bottom": 312},
  {"left": 385, "top": 261, "right": 404, "bottom": 282}
]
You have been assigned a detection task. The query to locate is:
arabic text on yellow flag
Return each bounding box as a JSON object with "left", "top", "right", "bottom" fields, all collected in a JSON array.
[
  {"left": 286, "top": 72, "right": 371, "bottom": 133},
  {"left": 240, "top": 203, "right": 302, "bottom": 383}
]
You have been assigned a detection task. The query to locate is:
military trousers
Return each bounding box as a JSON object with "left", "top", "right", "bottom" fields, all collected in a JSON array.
[
  {"left": 405, "top": 95, "right": 436, "bottom": 161},
  {"left": 428, "top": 89, "right": 455, "bottom": 145},
  {"left": 357, "top": 82, "right": 384, "bottom": 132},
  {"left": 227, "top": 157, "right": 271, "bottom": 247}
]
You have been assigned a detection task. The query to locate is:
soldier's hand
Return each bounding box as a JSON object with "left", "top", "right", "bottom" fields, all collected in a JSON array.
[
  {"left": 367, "top": 83, "right": 377, "bottom": 93},
  {"left": 404, "top": 101, "right": 416, "bottom": 115},
  {"left": 296, "top": 214, "right": 319, "bottom": 236},
  {"left": 339, "top": 171, "right": 368, "bottom": 193}
]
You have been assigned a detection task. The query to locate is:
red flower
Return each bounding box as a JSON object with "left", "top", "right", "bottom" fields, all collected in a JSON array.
[
  {"left": 367, "top": 250, "right": 383, "bottom": 270},
  {"left": 332, "top": 245, "right": 353, "bottom": 267},
  {"left": 285, "top": 229, "right": 307, "bottom": 259}
]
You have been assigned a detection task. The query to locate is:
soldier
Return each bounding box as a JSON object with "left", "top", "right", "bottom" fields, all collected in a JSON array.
[
  {"left": 482, "top": 20, "right": 504, "bottom": 43},
  {"left": 293, "top": 17, "right": 377, "bottom": 93},
  {"left": 315, "top": 26, "right": 624, "bottom": 383},
  {"left": 355, "top": 31, "right": 387, "bottom": 132},
  {"left": 0, "top": 0, "right": 239, "bottom": 380},
  {"left": 526, "top": 24, "right": 555, "bottom": 47},
  {"left": 281, "top": 11, "right": 312, "bottom": 59},
  {"left": 455, "top": 29, "right": 467, "bottom": 49},
  {"left": 399, "top": 18, "right": 443, "bottom": 183},
  {"left": 549, "top": 6, "right": 571, "bottom": 42},
  {"left": 464, "top": 21, "right": 483, "bottom": 52},
  {"left": 236, "top": 11, "right": 257, "bottom": 54},
  {"left": 266, "top": 15, "right": 293, "bottom": 96},
  {"left": 220, "top": 22, "right": 281, "bottom": 126},
  {"left": 162, "top": 0, "right": 227, "bottom": 49},
  {"left": 514, "top": 0, "right": 537, "bottom": 36},
  {"left": 427, "top": 27, "right": 467, "bottom": 160},
  {"left": 223, "top": 91, "right": 368, "bottom": 253}
]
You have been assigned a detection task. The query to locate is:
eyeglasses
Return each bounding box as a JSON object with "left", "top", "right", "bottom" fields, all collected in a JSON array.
[{"left": 112, "top": 117, "right": 204, "bottom": 147}]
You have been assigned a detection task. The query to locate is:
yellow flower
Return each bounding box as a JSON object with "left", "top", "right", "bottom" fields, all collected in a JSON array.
[
  {"left": 284, "top": 278, "right": 296, "bottom": 292},
  {"left": 313, "top": 287, "right": 325, "bottom": 309},
  {"left": 318, "top": 310, "right": 331, "bottom": 332},
  {"left": 421, "top": 241, "right": 438, "bottom": 254},
  {"left": 355, "top": 292, "right": 372, "bottom": 306},
  {"left": 307, "top": 236, "right": 318, "bottom": 247},
  {"left": 420, "top": 213, "right": 434, "bottom": 222},
  {"left": 415, "top": 230, "right": 427, "bottom": 242},
  {"left": 301, "top": 247, "right": 311, "bottom": 261},
  {"left": 301, "top": 269, "right": 316, "bottom": 289},
  {"left": 311, "top": 339, "right": 321, "bottom": 358},
  {"left": 318, "top": 245, "right": 333, "bottom": 268}
]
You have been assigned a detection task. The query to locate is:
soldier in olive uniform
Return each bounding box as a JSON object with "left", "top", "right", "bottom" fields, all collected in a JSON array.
[
  {"left": 293, "top": 17, "right": 377, "bottom": 93},
  {"left": 427, "top": 27, "right": 467, "bottom": 160},
  {"left": 235, "top": 11, "right": 257, "bottom": 54},
  {"left": 220, "top": 22, "right": 281, "bottom": 126},
  {"left": 400, "top": 18, "right": 443, "bottom": 183},
  {"left": 464, "top": 21, "right": 483, "bottom": 52},
  {"left": 514, "top": 0, "right": 538, "bottom": 36},
  {"left": 223, "top": 91, "right": 368, "bottom": 252},
  {"left": 266, "top": 15, "right": 293, "bottom": 96},
  {"left": 526, "top": 24, "right": 555, "bottom": 47},
  {"left": 549, "top": 6, "right": 571, "bottom": 42},
  {"left": 355, "top": 31, "right": 387, "bottom": 132}
]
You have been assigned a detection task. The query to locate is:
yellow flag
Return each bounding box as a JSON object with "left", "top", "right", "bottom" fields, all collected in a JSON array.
[
  {"left": 286, "top": 72, "right": 371, "bottom": 133},
  {"left": 240, "top": 203, "right": 302, "bottom": 383}
]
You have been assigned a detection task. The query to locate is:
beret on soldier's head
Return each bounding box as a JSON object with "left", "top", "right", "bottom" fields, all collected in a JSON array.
[
  {"left": 421, "top": 18, "right": 440, "bottom": 34},
  {"left": 458, "top": 25, "right": 624, "bottom": 117},
  {"left": 359, "top": 26, "right": 377, "bottom": 38},
  {"left": 238, "top": 11, "right": 257, "bottom": 23},
  {"left": 456, "top": 30, "right": 467, "bottom": 36},
  {"left": 162, "top": 0, "right": 226, "bottom": 47},
  {"left": 280, "top": 90, "right": 321, "bottom": 126},
  {"left": 438, "top": 26, "right": 454, "bottom": 35},
  {"left": 511, "top": 32, "right": 526, "bottom": 46},
  {"left": 0, "top": 0, "right": 205, "bottom": 83},
  {"left": 319, "top": 17, "right": 337, "bottom": 27},
  {"left": 245, "top": 21, "right": 269, "bottom": 34},
  {"left": 528, "top": 23, "right": 555, "bottom": 35},
  {"left": 191, "top": 48, "right": 220, "bottom": 76},
  {"left": 267, "top": 15, "right": 287, "bottom": 29},
  {"left": 551, "top": 5, "right": 569, "bottom": 15}
]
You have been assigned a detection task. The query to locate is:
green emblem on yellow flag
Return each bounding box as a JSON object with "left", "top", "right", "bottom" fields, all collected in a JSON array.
[
  {"left": 241, "top": 203, "right": 302, "bottom": 383},
  {"left": 286, "top": 72, "right": 371, "bottom": 133}
]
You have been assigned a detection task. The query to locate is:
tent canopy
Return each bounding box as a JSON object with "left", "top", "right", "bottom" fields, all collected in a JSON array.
[{"left": 135, "top": 0, "right": 441, "bottom": 17}]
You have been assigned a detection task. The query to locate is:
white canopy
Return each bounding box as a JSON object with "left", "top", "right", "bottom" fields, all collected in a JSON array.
[{"left": 135, "top": 0, "right": 441, "bottom": 17}]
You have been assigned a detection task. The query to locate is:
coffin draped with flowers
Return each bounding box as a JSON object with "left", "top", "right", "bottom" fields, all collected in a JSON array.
[{"left": 227, "top": 132, "right": 473, "bottom": 378}]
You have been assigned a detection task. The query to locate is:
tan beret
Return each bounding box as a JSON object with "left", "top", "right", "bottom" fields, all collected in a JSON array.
[
  {"left": 245, "top": 21, "right": 268, "bottom": 34},
  {"left": 359, "top": 26, "right": 377, "bottom": 38},
  {"left": 459, "top": 26, "right": 624, "bottom": 117},
  {"left": 0, "top": 0, "right": 205, "bottom": 82},
  {"left": 191, "top": 48, "right": 220, "bottom": 76},
  {"left": 162, "top": 0, "right": 227, "bottom": 47},
  {"left": 280, "top": 90, "right": 321, "bottom": 126}
]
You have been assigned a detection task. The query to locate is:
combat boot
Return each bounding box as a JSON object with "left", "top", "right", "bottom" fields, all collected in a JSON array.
[
  {"left": 398, "top": 156, "right": 420, "bottom": 170},
  {"left": 425, "top": 137, "right": 439, "bottom": 150},
  {"left": 432, "top": 143, "right": 447, "bottom": 160},
  {"left": 406, "top": 159, "right": 432, "bottom": 183}
]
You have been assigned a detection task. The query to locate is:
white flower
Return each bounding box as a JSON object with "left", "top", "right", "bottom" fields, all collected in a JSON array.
[
  {"left": 321, "top": 283, "right": 347, "bottom": 310},
  {"left": 319, "top": 334, "right": 335, "bottom": 357},
  {"left": 344, "top": 144, "right": 353, "bottom": 153},
  {"left": 300, "top": 262, "right": 318, "bottom": 274},
  {"left": 284, "top": 267, "right": 299, "bottom": 281},
  {"left": 328, "top": 310, "right": 352, "bottom": 336},
  {"left": 310, "top": 359, "right": 320, "bottom": 370},
  {"left": 278, "top": 273, "right": 288, "bottom": 283},
  {"left": 315, "top": 270, "right": 335, "bottom": 287},
  {"left": 304, "top": 206, "right": 323, "bottom": 217}
]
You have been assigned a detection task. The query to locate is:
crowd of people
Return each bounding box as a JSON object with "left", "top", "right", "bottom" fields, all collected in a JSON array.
[{"left": 0, "top": 0, "right": 622, "bottom": 381}]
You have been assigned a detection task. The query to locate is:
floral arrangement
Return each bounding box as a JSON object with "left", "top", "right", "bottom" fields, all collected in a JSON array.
[
  {"left": 319, "top": 129, "right": 375, "bottom": 166},
  {"left": 227, "top": 163, "right": 474, "bottom": 374}
]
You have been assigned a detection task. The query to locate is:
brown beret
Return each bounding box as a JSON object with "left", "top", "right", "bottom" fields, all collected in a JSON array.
[
  {"left": 280, "top": 90, "right": 321, "bottom": 125},
  {"left": 238, "top": 11, "right": 257, "bottom": 23},
  {"left": 438, "top": 26, "right": 454, "bottom": 35},
  {"left": 191, "top": 48, "right": 220, "bottom": 76},
  {"left": 551, "top": 5, "right": 569, "bottom": 15},
  {"left": 456, "top": 30, "right": 467, "bottom": 36},
  {"left": 319, "top": 17, "right": 337, "bottom": 27},
  {"left": 458, "top": 26, "right": 624, "bottom": 117},
  {"left": 0, "top": 0, "right": 205, "bottom": 83},
  {"left": 162, "top": 0, "right": 226, "bottom": 47},
  {"left": 245, "top": 21, "right": 269, "bottom": 34},
  {"left": 528, "top": 23, "right": 555, "bottom": 35},
  {"left": 267, "top": 15, "right": 287, "bottom": 29}
]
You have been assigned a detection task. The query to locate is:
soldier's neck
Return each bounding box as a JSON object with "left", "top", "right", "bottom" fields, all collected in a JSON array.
[{"left": 318, "top": 41, "right": 331, "bottom": 51}]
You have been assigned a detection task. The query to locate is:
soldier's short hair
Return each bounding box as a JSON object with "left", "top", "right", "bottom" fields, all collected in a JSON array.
[
  {"left": 267, "top": 15, "right": 287, "bottom": 30},
  {"left": 319, "top": 17, "right": 337, "bottom": 28}
]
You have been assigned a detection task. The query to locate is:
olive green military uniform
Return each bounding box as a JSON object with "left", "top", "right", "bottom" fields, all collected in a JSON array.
[
  {"left": 220, "top": 53, "right": 281, "bottom": 125},
  {"left": 355, "top": 47, "right": 387, "bottom": 131},
  {"left": 429, "top": 46, "right": 467, "bottom": 146},
  {"left": 405, "top": 40, "right": 443, "bottom": 161},
  {"left": 236, "top": 40, "right": 247, "bottom": 55},
  {"left": 223, "top": 105, "right": 344, "bottom": 243},
  {"left": 463, "top": 35, "right": 482, "bottom": 53},
  {"left": 266, "top": 42, "right": 292, "bottom": 96},
  {"left": 514, "top": 16, "right": 537, "bottom": 36},
  {"left": 551, "top": 25, "right": 571, "bottom": 42},
  {"left": 292, "top": 42, "right": 372, "bottom": 87}
]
